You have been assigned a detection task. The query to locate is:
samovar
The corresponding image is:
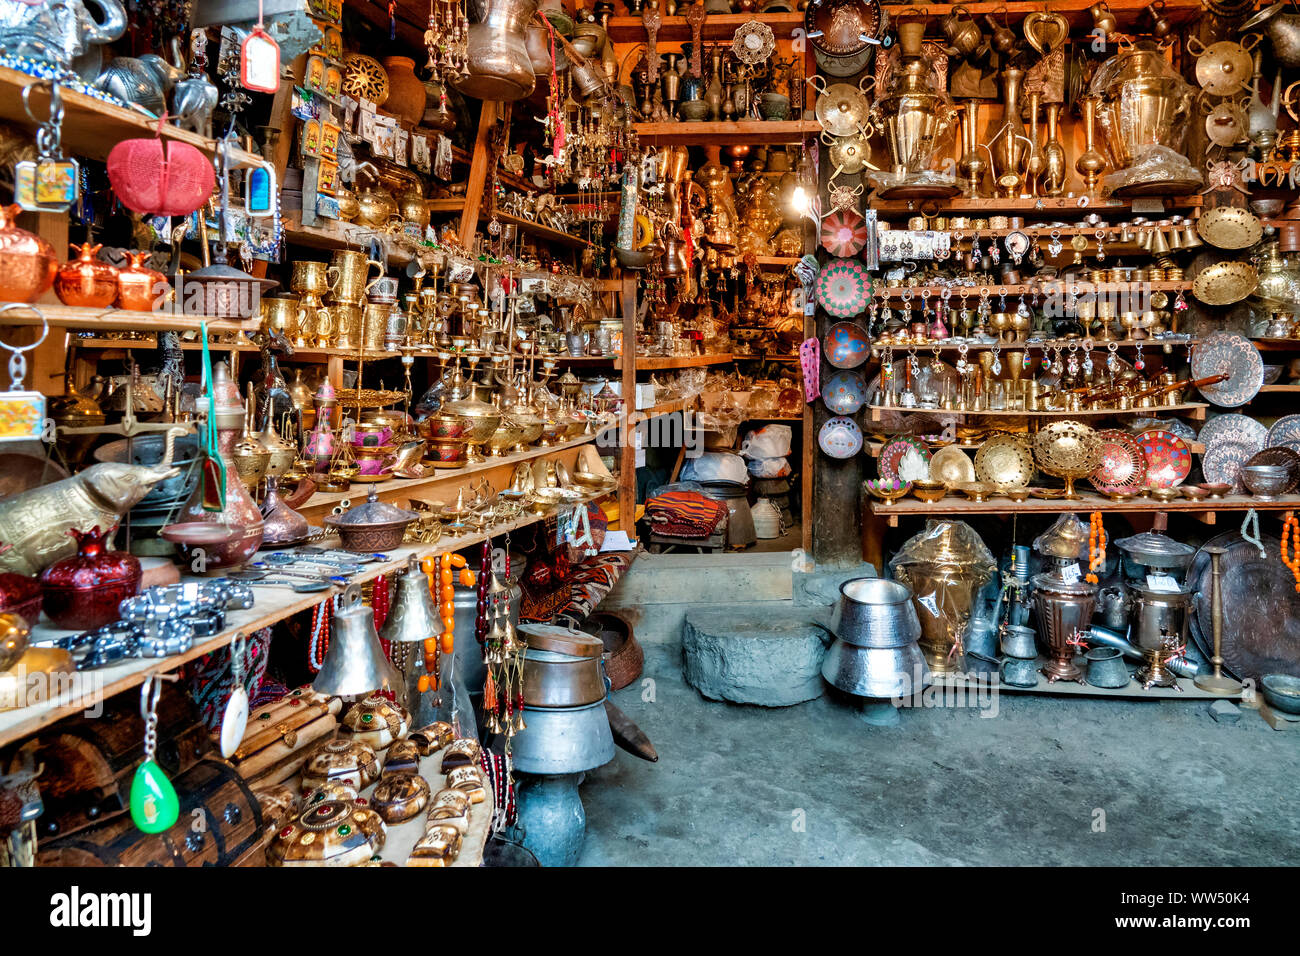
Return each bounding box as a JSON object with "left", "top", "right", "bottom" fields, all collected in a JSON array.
[
  {"left": 1031, "top": 572, "right": 1096, "bottom": 682},
  {"left": 1088, "top": 44, "right": 1195, "bottom": 176},
  {"left": 889, "top": 521, "right": 995, "bottom": 674},
  {"left": 868, "top": 24, "right": 956, "bottom": 185},
  {"left": 1128, "top": 584, "right": 1193, "bottom": 688}
]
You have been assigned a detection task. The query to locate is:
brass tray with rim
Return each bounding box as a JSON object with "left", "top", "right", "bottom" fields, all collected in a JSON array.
[{"left": 974, "top": 433, "right": 1035, "bottom": 488}]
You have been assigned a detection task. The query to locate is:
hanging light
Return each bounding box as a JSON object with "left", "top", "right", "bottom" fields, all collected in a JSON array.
[{"left": 791, "top": 141, "right": 816, "bottom": 217}]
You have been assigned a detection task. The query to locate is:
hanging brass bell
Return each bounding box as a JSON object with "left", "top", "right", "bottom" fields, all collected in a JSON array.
[
  {"left": 1181, "top": 223, "right": 1203, "bottom": 249},
  {"left": 380, "top": 555, "right": 441, "bottom": 644},
  {"left": 314, "top": 584, "right": 401, "bottom": 697},
  {"left": 1168, "top": 225, "right": 1184, "bottom": 249},
  {"left": 1149, "top": 227, "right": 1172, "bottom": 256}
]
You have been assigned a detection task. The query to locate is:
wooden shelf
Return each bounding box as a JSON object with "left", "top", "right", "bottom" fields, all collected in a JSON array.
[
  {"left": 1, "top": 303, "right": 257, "bottom": 334},
  {"left": 491, "top": 210, "right": 592, "bottom": 249},
  {"left": 636, "top": 398, "right": 691, "bottom": 419},
  {"left": 633, "top": 120, "right": 819, "bottom": 146},
  {"left": 1259, "top": 383, "right": 1300, "bottom": 393},
  {"left": 282, "top": 213, "right": 416, "bottom": 266},
  {"left": 869, "top": 194, "right": 1204, "bottom": 216},
  {"left": 605, "top": 11, "right": 804, "bottom": 43},
  {"left": 755, "top": 256, "right": 800, "bottom": 270},
  {"left": 869, "top": 403, "right": 1208, "bottom": 420},
  {"left": 866, "top": 491, "right": 1299, "bottom": 527},
  {"left": 866, "top": 438, "right": 1207, "bottom": 455},
  {"left": 0, "top": 66, "right": 262, "bottom": 168},
  {"left": 618, "top": 352, "right": 734, "bottom": 370},
  {"left": 880, "top": 0, "right": 1203, "bottom": 31},
  {"left": 69, "top": 337, "right": 407, "bottom": 362},
  {"left": 426, "top": 198, "right": 467, "bottom": 214}
]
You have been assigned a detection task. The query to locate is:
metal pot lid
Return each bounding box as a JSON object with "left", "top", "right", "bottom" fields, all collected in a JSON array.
[
  {"left": 519, "top": 622, "right": 604, "bottom": 657},
  {"left": 328, "top": 486, "right": 418, "bottom": 525},
  {"left": 1114, "top": 530, "right": 1196, "bottom": 566}
]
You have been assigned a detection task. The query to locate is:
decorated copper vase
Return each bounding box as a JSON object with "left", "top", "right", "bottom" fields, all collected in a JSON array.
[
  {"left": 55, "top": 242, "right": 119, "bottom": 308},
  {"left": 0, "top": 203, "right": 57, "bottom": 303},
  {"left": 115, "top": 251, "right": 167, "bottom": 311},
  {"left": 39, "top": 525, "right": 142, "bottom": 629}
]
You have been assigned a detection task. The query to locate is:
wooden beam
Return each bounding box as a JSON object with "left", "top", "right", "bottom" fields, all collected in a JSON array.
[
  {"left": 618, "top": 275, "right": 638, "bottom": 540},
  {"left": 458, "top": 99, "right": 498, "bottom": 250}
]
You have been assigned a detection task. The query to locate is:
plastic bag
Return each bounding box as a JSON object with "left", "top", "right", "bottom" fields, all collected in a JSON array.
[
  {"left": 681, "top": 452, "right": 748, "bottom": 484},
  {"left": 1099, "top": 145, "right": 1202, "bottom": 197},
  {"left": 740, "top": 424, "right": 793, "bottom": 459},
  {"left": 747, "top": 456, "right": 792, "bottom": 478},
  {"left": 888, "top": 521, "right": 996, "bottom": 659}
]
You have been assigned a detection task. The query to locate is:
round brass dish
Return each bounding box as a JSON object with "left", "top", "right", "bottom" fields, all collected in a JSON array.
[
  {"left": 1029, "top": 487, "right": 1068, "bottom": 500},
  {"left": 1192, "top": 261, "right": 1258, "bottom": 306},
  {"left": 1002, "top": 485, "right": 1031, "bottom": 502},
  {"left": 974, "top": 433, "right": 1035, "bottom": 488},
  {"left": 1181, "top": 486, "right": 1210, "bottom": 500},
  {"left": 1199, "top": 482, "right": 1232, "bottom": 497},
  {"left": 910, "top": 479, "right": 948, "bottom": 502},
  {"left": 957, "top": 481, "right": 998, "bottom": 502},
  {"left": 929, "top": 444, "right": 976, "bottom": 487},
  {"left": 1196, "top": 206, "right": 1262, "bottom": 250},
  {"left": 1148, "top": 486, "right": 1181, "bottom": 503}
]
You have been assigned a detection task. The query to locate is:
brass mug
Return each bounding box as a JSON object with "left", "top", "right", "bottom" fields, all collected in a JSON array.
[
  {"left": 361, "top": 302, "right": 390, "bottom": 352},
  {"left": 261, "top": 294, "right": 304, "bottom": 341},
  {"left": 291, "top": 260, "right": 338, "bottom": 296},
  {"left": 331, "top": 250, "right": 384, "bottom": 305},
  {"left": 327, "top": 304, "right": 363, "bottom": 348}
]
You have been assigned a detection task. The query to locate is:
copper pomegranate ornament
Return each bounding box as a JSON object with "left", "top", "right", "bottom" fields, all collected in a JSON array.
[
  {"left": 55, "top": 242, "right": 119, "bottom": 308},
  {"left": 39, "top": 525, "right": 142, "bottom": 630},
  {"left": 0, "top": 204, "right": 57, "bottom": 303},
  {"left": 115, "top": 251, "right": 168, "bottom": 311}
]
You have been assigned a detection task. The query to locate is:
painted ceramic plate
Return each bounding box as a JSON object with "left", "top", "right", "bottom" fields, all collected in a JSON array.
[
  {"left": 814, "top": 257, "right": 871, "bottom": 319},
  {"left": 820, "top": 209, "right": 869, "bottom": 257},
  {"left": 1088, "top": 428, "right": 1148, "bottom": 496},
  {"left": 974, "top": 433, "right": 1035, "bottom": 487},
  {"left": 879, "top": 435, "right": 932, "bottom": 483},
  {"left": 818, "top": 416, "right": 863, "bottom": 459},
  {"left": 823, "top": 321, "right": 871, "bottom": 369},
  {"left": 821, "top": 370, "right": 868, "bottom": 414},
  {"left": 929, "top": 444, "right": 976, "bottom": 487},
  {"left": 1137, "top": 428, "right": 1192, "bottom": 488},
  {"left": 1191, "top": 331, "right": 1264, "bottom": 407},
  {"left": 1267, "top": 414, "right": 1300, "bottom": 454}
]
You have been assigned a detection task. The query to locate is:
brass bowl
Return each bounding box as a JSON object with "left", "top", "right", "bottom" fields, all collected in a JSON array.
[
  {"left": 1002, "top": 485, "right": 1030, "bottom": 502},
  {"left": 1180, "top": 486, "right": 1210, "bottom": 501},
  {"left": 485, "top": 417, "right": 526, "bottom": 456},
  {"left": 1106, "top": 491, "right": 1138, "bottom": 502},
  {"left": 1148, "top": 487, "right": 1181, "bottom": 503},
  {"left": 1198, "top": 482, "right": 1232, "bottom": 498},
  {"left": 865, "top": 478, "right": 912, "bottom": 506},
  {"left": 910, "top": 479, "right": 948, "bottom": 503},
  {"left": 957, "top": 481, "right": 998, "bottom": 502}
]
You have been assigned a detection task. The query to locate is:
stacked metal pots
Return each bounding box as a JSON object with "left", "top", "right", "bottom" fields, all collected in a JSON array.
[
  {"left": 821, "top": 577, "right": 930, "bottom": 699},
  {"left": 511, "top": 623, "right": 614, "bottom": 775}
]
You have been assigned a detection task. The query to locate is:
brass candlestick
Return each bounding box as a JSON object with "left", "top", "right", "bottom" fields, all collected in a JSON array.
[{"left": 1194, "top": 545, "right": 1242, "bottom": 695}]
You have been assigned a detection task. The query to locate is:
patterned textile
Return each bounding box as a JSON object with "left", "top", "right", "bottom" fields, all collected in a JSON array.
[
  {"left": 645, "top": 490, "right": 727, "bottom": 538},
  {"left": 184, "top": 627, "right": 272, "bottom": 732},
  {"left": 523, "top": 550, "right": 640, "bottom": 625}
]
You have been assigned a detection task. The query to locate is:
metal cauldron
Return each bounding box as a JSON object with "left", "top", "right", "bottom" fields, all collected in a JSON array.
[
  {"left": 830, "top": 577, "right": 923, "bottom": 648},
  {"left": 523, "top": 643, "right": 608, "bottom": 708},
  {"left": 511, "top": 698, "right": 615, "bottom": 775},
  {"left": 821, "top": 640, "right": 930, "bottom": 699}
]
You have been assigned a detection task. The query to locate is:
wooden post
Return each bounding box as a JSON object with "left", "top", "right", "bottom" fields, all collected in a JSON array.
[
  {"left": 618, "top": 274, "right": 638, "bottom": 540},
  {"left": 458, "top": 99, "right": 498, "bottom": 249}
]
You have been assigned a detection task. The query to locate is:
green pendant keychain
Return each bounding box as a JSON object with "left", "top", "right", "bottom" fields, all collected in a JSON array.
[{"left": 130, "top": 675, "right": 180, "bottom": 834}]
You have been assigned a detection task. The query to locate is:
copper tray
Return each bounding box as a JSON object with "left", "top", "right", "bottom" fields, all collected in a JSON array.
[{"left": 1188, "top": 533, "right": 1300, "bottom": 682}]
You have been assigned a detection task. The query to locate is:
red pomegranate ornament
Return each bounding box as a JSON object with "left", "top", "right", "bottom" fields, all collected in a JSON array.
[{"left": 39, "top": 526, "right": 141, "bottom": 630}]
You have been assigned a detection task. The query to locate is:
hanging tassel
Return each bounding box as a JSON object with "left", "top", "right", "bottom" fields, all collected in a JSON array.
[{"left": 389, "top": 1, "right": 397, "bottom": 39}]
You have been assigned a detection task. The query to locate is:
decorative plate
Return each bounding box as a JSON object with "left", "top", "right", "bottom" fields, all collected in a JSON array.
[
  {"left": 815, "top": 83, "right": 870, "bottom": 137},
  {"left": 1191, "top": 332, "right": 1264, "bottom": 407},
  {"left": 974, "top": 433, "right": 1035, "bottom": 487},
  {"left": 1032, "top": 421, "right": 1101, "bottom": 479},
  {"left": 1191, "top": 261, "right": 1258, "bottom": 306},
  {"left": 823, "top": 321, "right": 871, "bottom": 369},
  {"left": 1088, "top": 429, "right": 1148, "bottom": 496},
  {"left": 1244, "top": 447, "right": 1300, "bottom": 493},
  {"left": 818, "top": 416, "right": 863, "bottom": 459},
  {"left": 820, "top": 209, "right": 869, "bottom": 257},
  {"left": 821, "top": 370, "right": 868, "bottom": 414},
  {"left": 1198, "top": 412, "right": 1267, "bottom": 453},
  {"left": 1196, "top": 205, "right": 1263, "bottom": 249},
  {"left": 879, "top": 435, "right": 932, "bottom": 483},
  {"left": 815, "top": 258, "right": 871, "bottom": 319},
  {"left": 1136, "top": 428, "right": 1192, "bottom": 488},
  {"left": 341, "top": 53, "right": 390, "bottom": 105},
  {"left": 1266, "top": 414, "right": 1300, "bottom": 454},
  {"left": 929, "top": 444, "right": 976, "bottom": 487}
]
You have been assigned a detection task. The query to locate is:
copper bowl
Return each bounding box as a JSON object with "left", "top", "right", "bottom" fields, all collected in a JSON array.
[
  {"left": 323, "top": 515, "right": 414, "bottom": 551},
  {"left": 1198, "top": 482, "right": 1232, "bottom": 498}
]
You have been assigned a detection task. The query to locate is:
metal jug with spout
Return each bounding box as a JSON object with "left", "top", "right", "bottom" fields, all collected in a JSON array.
[{"left": 452, "top": 0, "right": 539, "bottom": 101}]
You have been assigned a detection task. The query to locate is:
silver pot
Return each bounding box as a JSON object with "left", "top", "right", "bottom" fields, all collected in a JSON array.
[
  {"left": 452, "top": 0, "right": 538, "bottom": 101},
  {"left": 830, "top": 577, "right": 923, "bottom": 648},
  {"left": 1000, "top": 624, "right": 1038, "bottom": 659},
  {"left": 511, "top": 698, "right": 615, "bottom": 774},
  {"left": 523, "top": 645, "right": 608, "bottom": 708},
  {"left": 821, "top": 640, "right": 930, "bottom": 699},
  {"left": 1128, "top": 585, "right": 1193, "bottom": 654}
]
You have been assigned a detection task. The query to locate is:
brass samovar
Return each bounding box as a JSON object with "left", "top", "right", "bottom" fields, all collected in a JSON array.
[
  {"left": 1088, "top": 43, "right": 1195, "bottom": 179},
  {"left": 868, "top": 21, "right": 957, "bottom": 189}
]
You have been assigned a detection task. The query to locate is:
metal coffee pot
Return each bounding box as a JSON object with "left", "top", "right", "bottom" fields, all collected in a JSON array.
[{"left": 452, "top": 0, "right": 539, "bottom": 101}]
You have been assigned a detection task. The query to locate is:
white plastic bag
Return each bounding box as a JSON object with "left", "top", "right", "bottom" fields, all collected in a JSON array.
[
  {"left": 740, "top": 424, "right": 792, "bottom": 460},
  {"left": 681, "top": 452, "right": 749, "bottom": 484},
  {"left": 747, "top": 456, "right": 792, "bottom": 478}
]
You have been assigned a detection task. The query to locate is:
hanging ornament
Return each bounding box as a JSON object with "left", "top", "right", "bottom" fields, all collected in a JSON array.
[
  {"left": 1281, "top": 511, "right": 1300, "bottom": 594},
  {"left": 240, "top": 0, "right": 282, "bottom": 94},
  {"left": 130, "top": 676, "right": 181, "bottom": 834},
  {"left": 219, "top": 632, "right": 250, "bottom": 758}
]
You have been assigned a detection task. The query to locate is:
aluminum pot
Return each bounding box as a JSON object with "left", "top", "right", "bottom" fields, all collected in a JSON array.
[
  {"left": 830, "top": 577, "right": 923, "bottom": 648},
  {"left": 1001, "top": 656, "right": 1039, "bottom": 687},
  {"left": 523, "top": 646, "right": 608, "bottom": 708},
  {"left": 821, "top": 639, "right": 930, "bottom": 699},
  {"left": 1000, "top": 623, "right": 1038, "bottom": 659},
  {"left": 1084, "top": 647, "right": 1131, "bottom": 688},
  {"left": 511, "top": 698, "right": 615, "bottom": 774},
  {"left": 452, "top": 0, "right": 538, "bottom": 101}
]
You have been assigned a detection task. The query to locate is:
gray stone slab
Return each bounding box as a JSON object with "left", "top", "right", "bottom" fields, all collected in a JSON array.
[
  {"left": 792, "top": 562, "right": 880, "bottom": 608},
  {"left": 682, "top": 607, "right": 831, "bottom": 707}
]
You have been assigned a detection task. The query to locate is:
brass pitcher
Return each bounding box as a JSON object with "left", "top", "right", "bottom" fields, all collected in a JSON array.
[
  {"left": 330, "top": 250, "right": 383, "bottom": 305},
  {"left": 328, "top": 304, "right": 364, "bottom": 349},
  {"left": 987, "top": 67, "right": 1032, "bottom": 196},
  {"left": 261, "top": 294, "right": 304, "bottom": 342},
  {"left": 291, "top": 260, "right": 338, "bottom": 297}
]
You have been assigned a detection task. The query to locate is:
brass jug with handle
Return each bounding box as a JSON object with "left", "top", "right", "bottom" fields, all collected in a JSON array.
[{"left": 330, "top": 250, "right": 384, "bottom": 306}]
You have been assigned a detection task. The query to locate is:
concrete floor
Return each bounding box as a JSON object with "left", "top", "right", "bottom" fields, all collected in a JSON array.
[{"left": 579, "top": 636, "right": 1300, "bottom": 867}]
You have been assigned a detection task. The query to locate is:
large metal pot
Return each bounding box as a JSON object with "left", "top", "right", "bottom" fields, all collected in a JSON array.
[
  {"left": 452, "top": 0, "right": 538, "bottom": 101},
  {"left": 830, "top": 577, "right": 922, "bottom": 648},
  {"left": 519, "top": 623, "right": 607, "bottom": 708},
  {"left": 821, "top": 639, "right": 930, "bottom": 699},
  {"left": 511, "top": 698, "right": 615, "bottom": 774}
]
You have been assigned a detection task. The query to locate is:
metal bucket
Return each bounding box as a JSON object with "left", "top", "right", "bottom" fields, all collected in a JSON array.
[
  {"left": 821, "top": 639, "right": 930, "bottom": 699},
  {"left": 511, "top": 698, "right": 614, "bottom": 775},
  {"left": 830, "top": 577, "right": 922, "bottom": 648},
  {"left": 523, "top": 646, "right": 608, "bottom": 708}
]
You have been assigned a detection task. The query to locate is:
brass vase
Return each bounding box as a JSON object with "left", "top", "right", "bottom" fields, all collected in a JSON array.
[
  {"left": 957, "top": 100, "right": 988, "bottom": 197},
  {"left": 988, "top": 67, "right": 1030, "bottom": 197},
  {"left": 1076, "top": 97, "right": 1108, "bottom": 196},
  {"left": 1041, "top": 102, "right": 1067, "bottom": 196}
]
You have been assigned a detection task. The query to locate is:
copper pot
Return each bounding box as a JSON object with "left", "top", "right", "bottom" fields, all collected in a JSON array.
[
  {"left": 55, "top": 241, "right": 118, "bottom": 308},
  {"left": 0, "top": 204, "right": 56, "bottom": 303},
  {"left": 115, "top": 251, "right": 167, "bottom": 311}
]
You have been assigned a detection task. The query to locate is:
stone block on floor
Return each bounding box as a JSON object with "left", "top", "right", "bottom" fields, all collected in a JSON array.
[
  {"left": 793, "top": 562, "right": 880, "bottom": 608},
  {"left": 682, "top": 607, "right": 830, "bottom": 707}
]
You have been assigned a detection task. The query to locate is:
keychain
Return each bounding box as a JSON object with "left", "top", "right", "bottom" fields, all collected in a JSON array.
[
  {"left": 240, "top": 0, "right": 282, "bottom": 93},
  {"left": 1134, "top": 340, "right": 1146, "bottom": 371},
  {"left": 0, "top": 304, "right": 49, "bottom": 442},
  {"left": 219, "top": 632, "right": 250, "bottom": 758},
  {"left": 15, "top": 80, "right": 79, "bottom": 213},
  {"left": 130, "top": 675, "right": 181, "bottom": 834}
]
